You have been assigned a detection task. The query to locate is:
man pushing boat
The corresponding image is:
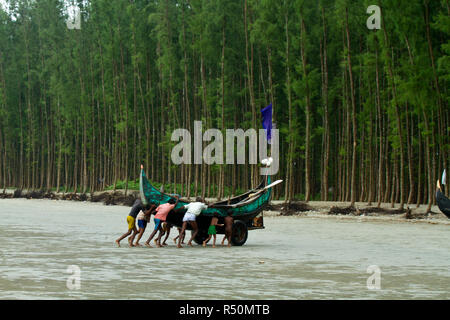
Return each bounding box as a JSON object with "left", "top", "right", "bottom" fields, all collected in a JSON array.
[
  {"left": 145, "top": 196, "right": 180, "bottom": 247},
  {"left": 178, "top": 197, "right": 208, "bottom": 248},
  {"left": 115, "top": 198, "right": 154, "bottom": 247}
]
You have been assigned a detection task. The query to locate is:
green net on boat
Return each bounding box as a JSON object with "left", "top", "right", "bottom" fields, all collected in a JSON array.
[
  {"left": 140, "top": 169, "right": 178, "bottom": 206},
  {"left": 140, "top": 169, "right": 271, "bottom": 218}
]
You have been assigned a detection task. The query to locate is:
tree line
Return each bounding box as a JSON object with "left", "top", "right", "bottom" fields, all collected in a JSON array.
[{"left": 0, "top": 0, "right": 448, "bottom": 211}]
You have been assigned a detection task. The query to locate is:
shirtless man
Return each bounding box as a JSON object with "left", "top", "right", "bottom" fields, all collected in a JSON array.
[
  {"left": 221, "top": 210, "right": 234, "bottom": 247},
  {"left": 202, "top": 212, "right": 224, "bottom": 248}
]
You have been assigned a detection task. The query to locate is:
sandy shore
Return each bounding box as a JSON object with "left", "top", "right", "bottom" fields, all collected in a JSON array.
[
  {"left": 1, "top": 188, "right": 449, "bottom": 225},
  {"left": 2, "top": 198, "right": 449, "bottom": 299},
  {"left": 264, "top": 200, "right": 450, "bottom": 225}
]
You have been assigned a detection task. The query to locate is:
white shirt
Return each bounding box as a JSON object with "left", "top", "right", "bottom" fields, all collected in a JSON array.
[
  {"left": 137, "top": 211, "right": 150, "bottom": 222},
  {"left": 183, "top": 202, "right": 208, "bottom": 216},
  {"left": 137, "top": 212, "right": 145, "bottom": 220}
]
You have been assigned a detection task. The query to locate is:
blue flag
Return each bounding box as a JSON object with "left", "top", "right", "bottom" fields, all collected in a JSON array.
[{"left": 261, "top": 103, "right": 273, "bottom": 144}]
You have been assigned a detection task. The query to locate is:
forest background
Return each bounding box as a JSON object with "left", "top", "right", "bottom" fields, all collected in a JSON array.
[{"left": 0, "top": 0, "right": 448, "bottom": 213}]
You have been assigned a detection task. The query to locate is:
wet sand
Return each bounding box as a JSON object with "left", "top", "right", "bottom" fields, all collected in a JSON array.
[
  {"left": 0, "top": 198, "right": 449, "bottom": 299},
  {"left": 265, "top": 200, "right": 450, "bottom": 225}
]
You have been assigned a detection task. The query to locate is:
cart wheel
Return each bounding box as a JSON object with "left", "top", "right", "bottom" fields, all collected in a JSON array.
[
  {"left": 231, "top": 220, "right": 248, "bottom": 246},
  {"left": 193, "top": 230, "right": 208, "bottom": 245}
]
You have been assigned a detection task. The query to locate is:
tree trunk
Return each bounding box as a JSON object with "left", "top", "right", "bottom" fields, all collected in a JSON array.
[{"left": 345, "top": 8, "right": 357, "bottom": 206}]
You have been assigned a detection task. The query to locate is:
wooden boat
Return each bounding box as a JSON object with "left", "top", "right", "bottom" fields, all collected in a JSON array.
[
  {"left": 139, "top": 168, "right": 281, "bottom": 245},
  {"left": 436, "top": 189, "right": 450, "bottom": 219}
]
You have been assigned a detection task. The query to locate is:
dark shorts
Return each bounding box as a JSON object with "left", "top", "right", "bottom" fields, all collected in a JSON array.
[{"left": 138, "top": 219, "right": 147, "bottom": 229}]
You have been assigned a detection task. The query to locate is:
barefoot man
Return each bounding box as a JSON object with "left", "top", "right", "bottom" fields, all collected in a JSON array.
[
  {"left": 115, "top": 198, "right": 148, "bottom": 247},
  {"left": 203, "top": 212, "right": 224, "bottom": 248},
  {"left": 221, "top": 210, "right": 234, "bottom": 247},
  {"left": 178, "top": 197, "right": 208, "bottom": 248},
  {"left": 154, "top": 196, "right": 179, "bottom": 247},
  {"left": 134, "top": 204, "right": 156, "bottom": 246}
]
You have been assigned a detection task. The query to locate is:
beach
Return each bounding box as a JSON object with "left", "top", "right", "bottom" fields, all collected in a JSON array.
[
  {"left": 266, "top": 200, "right": 450, "bottom": 225},
  {"left": 0, "top": 198, "right": 448, "bottom": 299},
  {"left": 2, "top": 188, "right": 449, "bottom": 224}
]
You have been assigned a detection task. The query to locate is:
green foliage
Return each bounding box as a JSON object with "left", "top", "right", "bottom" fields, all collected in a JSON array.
[
  {"left": 105, "top": 180, "right": 140, "bottom": 191},
  {"left": 105, "top": 179, "right": 244, "bottom": 198},
  {"left": 0, "top": 0, "right": 447, "bottom": 204}
]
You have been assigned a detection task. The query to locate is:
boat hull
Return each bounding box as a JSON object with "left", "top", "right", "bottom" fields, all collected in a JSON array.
[
  {"left": 140, "top": 169, "right": 272, "bottom": 231},
  {"left": 436, "top": 190, "right": 450, "bottom": 219}
]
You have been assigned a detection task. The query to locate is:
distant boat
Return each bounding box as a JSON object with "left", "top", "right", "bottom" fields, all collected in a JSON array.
[
  {"left": 436, "top": 189, "right": 450, "bottom": 219},
  {"left": 139, "top": 168, "right": 281, "bottom": 245}
]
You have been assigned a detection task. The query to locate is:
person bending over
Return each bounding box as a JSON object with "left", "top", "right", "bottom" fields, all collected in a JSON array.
[
  {"left": 203, "top": 212, "right": 224, "bottom": 248},
  {"left": 154, "top": 196, "right": 179, "bottom": 247},
  {"left": 178, "top": 197, "right": 208, "bottom": 248},
  {"left": 145, "top": 197, "right": 178, "bottom": 248},
  {"left": 134, "top": 204, "right": 156, "bottom": 247},
  {"left": 115, "top": 198, "right": 149, "bottom": 247}
]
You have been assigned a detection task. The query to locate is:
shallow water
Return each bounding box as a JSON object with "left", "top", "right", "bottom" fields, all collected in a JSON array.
[{"left": 0, "top": 199, "right": 448, "bottom": 300}]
